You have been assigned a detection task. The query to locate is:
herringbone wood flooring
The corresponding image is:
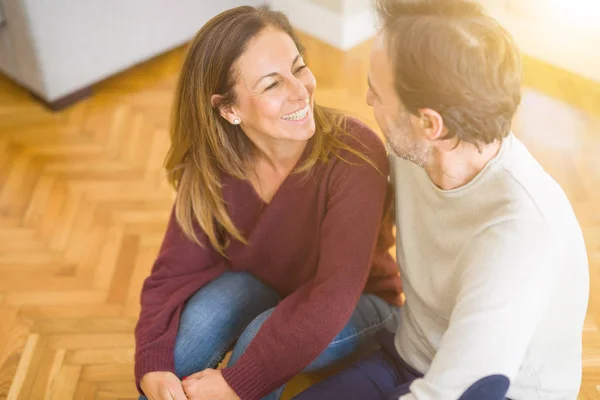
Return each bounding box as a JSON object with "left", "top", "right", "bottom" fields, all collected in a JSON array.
[{"left": 0, "top": 32, "right": 599, "bottom": 399}]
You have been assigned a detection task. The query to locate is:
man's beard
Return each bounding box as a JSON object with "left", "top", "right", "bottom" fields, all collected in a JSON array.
[{"left": 383, "top": 113, "right": 430, "bottom": 168}]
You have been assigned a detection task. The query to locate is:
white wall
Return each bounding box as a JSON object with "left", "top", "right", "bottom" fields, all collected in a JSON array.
[
  {"left": 269, "top": 0, "right": 376, "bottom": 50},
  {"left": 479, "top": 0, "right": 600, "bottom": 82},
  {"left": 306, "top": 0, "right": 344, "bottom": 14}
]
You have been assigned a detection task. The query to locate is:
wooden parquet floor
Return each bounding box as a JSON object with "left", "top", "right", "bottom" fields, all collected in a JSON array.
[{"left": 0, "top": 32, "right": 599, "bottom": 399}]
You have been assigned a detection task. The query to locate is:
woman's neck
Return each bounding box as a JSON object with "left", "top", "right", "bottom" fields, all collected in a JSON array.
[
  {"left": 250, "top": 136, "right": 308, "bottom": 173},
  {"left": 243, "top": 135, "right": 309, "bottom": 204}
]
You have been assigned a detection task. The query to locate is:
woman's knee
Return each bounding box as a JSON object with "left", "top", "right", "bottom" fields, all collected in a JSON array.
[
  {"left": 174, "top": 272, "right": 279, "bottom": 374},
  {"left": 178, "top": 272, "right": 278, "bottom": 336}
]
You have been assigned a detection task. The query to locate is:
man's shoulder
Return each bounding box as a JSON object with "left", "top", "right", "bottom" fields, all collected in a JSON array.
[{"left": 492, "top": 135, "right": 577, "bottom": 232}]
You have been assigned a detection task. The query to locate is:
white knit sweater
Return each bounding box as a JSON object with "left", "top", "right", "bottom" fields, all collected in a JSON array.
[{"left": 391, "top": 133, "right": 589, "bottom": 400}]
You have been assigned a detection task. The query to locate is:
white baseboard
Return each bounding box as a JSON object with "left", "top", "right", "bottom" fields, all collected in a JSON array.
[
  {"left": 488, "top": 8, "right": 600, "bottom": 83},
  {"left": 269, "top": 0, "right": 377, "bottom": 51}
]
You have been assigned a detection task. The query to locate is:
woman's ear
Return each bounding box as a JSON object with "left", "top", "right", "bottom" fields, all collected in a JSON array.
[
  {"left": 210, "top": 94, "right": 240, "bottom": 125},
  {"left": 210, "top": 94, "right": 222, "bottom": 110}
]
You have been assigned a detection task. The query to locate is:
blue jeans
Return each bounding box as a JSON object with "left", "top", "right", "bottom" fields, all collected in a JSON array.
[
  {"left": 139, "top": 271, "right": 400, "bottom": 400},
  {"left": 292, "top": 330, "right": 421, "bottom": 400},
  {"left": 292, "top": 330, "right": 510, "bottom": 400}
]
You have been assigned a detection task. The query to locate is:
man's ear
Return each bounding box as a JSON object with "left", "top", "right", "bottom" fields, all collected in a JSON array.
[{"left": 418, "top": 108, "right": 445, "bottom": 140}]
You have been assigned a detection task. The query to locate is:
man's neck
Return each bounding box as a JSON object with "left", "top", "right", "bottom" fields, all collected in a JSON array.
[{"left": 424, "top": 139, "right": 502, "bottom": 191}]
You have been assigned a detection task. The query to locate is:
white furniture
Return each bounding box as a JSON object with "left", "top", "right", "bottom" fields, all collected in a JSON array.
[{"left": 0, "top": 0, "right": 263, "bottom": 109}]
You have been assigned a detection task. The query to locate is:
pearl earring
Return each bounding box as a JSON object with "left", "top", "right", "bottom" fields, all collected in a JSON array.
[{"left": 233, "top": 118, "right": 241, "bottom": 125}]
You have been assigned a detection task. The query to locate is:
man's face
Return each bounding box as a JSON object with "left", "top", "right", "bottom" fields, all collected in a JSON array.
[{"left": 367, "top": 33, "right": 431, "bottom": 167}]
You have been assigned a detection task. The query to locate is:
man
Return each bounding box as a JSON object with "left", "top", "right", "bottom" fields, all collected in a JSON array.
[{"left": 293, "top": 0, "right": 589, "bottom": 399}]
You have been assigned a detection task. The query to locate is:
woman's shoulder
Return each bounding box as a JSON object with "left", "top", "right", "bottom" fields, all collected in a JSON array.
[{"left": 339, "top": 116, "right": 388, "bottom": 167}]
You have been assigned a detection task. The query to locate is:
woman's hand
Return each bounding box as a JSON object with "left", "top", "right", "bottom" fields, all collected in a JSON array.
[
  {"left": 182, "top": 369, "right": 240, "bottom": 400},
  {"left": 140, "top": 371, "right": 187, "bottom": 400}
]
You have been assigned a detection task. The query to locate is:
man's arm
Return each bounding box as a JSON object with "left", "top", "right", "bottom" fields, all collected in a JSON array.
[{"left": 401, "top": 218, "right": 561, "bottom": 399}]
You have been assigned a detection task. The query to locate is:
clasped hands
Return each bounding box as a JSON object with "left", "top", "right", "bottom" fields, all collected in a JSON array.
[{"left": 140, "top": 369, "right": 240, "bottom": 400}]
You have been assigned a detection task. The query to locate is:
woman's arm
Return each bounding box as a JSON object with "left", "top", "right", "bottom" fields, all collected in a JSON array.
[{"left": 134, "top": 206, "right": 227, "bottom": 392}]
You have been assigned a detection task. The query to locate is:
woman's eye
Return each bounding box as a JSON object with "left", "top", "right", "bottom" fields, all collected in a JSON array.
[
  {"left": 295, "top": 65, "right": 307, "bottom": 73},
  {"left": 265, "top": 81, "right": 280, "bottom": 91}
]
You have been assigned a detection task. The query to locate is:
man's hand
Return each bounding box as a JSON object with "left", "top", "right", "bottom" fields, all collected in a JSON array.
[
  {"left": 182, "top": 369, "right": 240, "bottom": 400},
  {"left": 140, "top": 371, "right": 187, "bottom": 400}
]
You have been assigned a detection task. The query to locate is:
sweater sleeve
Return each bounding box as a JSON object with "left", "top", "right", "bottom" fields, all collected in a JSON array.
[
  {"left": 221, "top": 127, "right": 391, "bottom": 400},
  {"left": 401, "top": 219, "right": 562, "bottom": 400},
  {"left": 134, "top": 206, "right": 226, "bottom": 393}
]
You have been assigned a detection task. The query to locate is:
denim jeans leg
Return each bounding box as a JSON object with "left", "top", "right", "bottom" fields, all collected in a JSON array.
[{"left": 227, "top": 293, "right": 401, "bottom": 400}]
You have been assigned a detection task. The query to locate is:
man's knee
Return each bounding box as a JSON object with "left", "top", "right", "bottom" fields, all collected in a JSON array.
[{"left": 458, "top": 375, "right": 510, "bottom": 400}]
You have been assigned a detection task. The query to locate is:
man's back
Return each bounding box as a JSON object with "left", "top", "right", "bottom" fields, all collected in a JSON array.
[{"left": 391, "top": 133, "right": 589, "bottom": 399}]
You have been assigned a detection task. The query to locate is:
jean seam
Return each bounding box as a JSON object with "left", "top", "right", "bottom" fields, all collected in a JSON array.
[
  {"left": 380, "top": 350, "right": 402, "bottom": 388},
  {"left": 190, "top": 337, "right": 238, "bottom": 372},
  {"left": 356, "top": 360, "right": 391, "bottom": 399},
  {"left": 328, "top": 309, "right": 396, "bottom": 347},
  {"left": 273, "top": 385, "right": 286, "bottom": 400}
]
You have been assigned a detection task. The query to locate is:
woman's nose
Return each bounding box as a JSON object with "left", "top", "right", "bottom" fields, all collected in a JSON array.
[{"left": 288, "top": 77, "right": 308, "bottom": 101}]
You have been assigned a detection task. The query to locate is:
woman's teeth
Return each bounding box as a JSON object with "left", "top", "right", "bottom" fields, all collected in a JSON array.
[{"left": 282, "top": 104, "right": 310, "bottom": 121}]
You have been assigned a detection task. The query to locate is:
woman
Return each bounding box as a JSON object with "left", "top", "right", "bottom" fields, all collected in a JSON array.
[{"left": 135, "top": 6, "right": 402, "bottom": 400}]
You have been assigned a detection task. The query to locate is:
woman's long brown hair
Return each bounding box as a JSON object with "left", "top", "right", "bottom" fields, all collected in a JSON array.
[{"left": 165, "top": 6, "right": 376, "bottom": 256}]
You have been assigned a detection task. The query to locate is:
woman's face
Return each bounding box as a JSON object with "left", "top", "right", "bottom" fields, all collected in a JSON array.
[{"left": 226, "top": 27, "right": 317, "bottom": 143}]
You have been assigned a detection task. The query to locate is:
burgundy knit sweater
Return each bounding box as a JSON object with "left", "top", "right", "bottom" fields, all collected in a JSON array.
[{"left": 134, "top": 118, "right": 402, "bottom": 399}]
